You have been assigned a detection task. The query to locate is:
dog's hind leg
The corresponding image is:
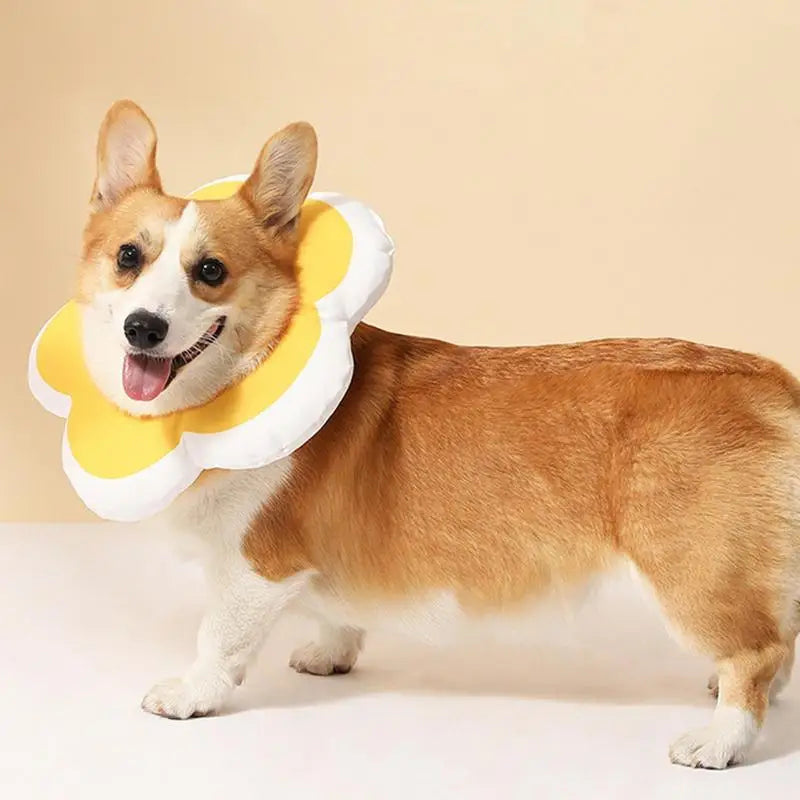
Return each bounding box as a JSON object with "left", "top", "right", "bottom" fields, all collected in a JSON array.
[{"left": 708, "top": 602, "right": 799, "bottom": 703}]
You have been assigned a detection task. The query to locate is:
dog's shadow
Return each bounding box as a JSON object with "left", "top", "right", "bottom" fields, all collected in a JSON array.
[
  {"left": 241, "top": 633, "right": 703, "bottom": 709},
  {"left": 70, "top": 530, "right": 800, "bottom": 765},
  {"left": 223, "top": 617, "right": 800, "bottom": 764}
]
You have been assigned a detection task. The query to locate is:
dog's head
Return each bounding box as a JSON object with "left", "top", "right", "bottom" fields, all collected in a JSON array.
[{"left": 77, "top": 100, "right": 317, "bottom": 416}]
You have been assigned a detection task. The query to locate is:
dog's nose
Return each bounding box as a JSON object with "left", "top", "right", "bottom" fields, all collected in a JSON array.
[{"left": 123, "top": 310, "right": 169, "bottom": 350}]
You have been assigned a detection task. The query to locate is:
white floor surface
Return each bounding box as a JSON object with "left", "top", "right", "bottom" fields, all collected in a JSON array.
[{"left": 1, "top": 523, "right": 798, "bottom": 799}]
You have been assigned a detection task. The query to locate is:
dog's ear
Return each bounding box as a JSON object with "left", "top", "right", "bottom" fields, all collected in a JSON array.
[
  {"left": 239, "top": 122, "right": 317, "bottom": 230},
  {"left": 91, "top": 100, "right": 161, "bottom": 211}
]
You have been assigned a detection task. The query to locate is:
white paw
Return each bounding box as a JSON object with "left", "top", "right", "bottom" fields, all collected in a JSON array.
[
  {"left": 289, "top": 640, "right": 360, "bottom": 676},
  {"left": 141, "top": 673, "right": 232, "bottom": 720},
  {"left": 669, "top": 709, "right": 758, "bottom": 769}
]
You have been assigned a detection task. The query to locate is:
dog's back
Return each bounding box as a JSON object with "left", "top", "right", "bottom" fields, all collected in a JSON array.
[{"left": 236, "top": 324, "right": 800, "bottom": 768}]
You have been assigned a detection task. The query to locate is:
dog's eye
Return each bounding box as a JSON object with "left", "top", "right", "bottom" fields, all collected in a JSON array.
[
  {"left": 196, "top": 258, "right": 227, "bottom": 287},
  {"left": 117, "top": 243, "right": 141, "bottom": 271}
]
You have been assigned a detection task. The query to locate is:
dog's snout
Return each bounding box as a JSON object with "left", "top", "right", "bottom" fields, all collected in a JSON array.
[{"left": 124, "top": 310, "right": 169, "bottom": 350}]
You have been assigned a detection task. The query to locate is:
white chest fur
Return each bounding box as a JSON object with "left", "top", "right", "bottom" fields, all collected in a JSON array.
[{"left": 156, "top": 457, "right": 293, "bottom": 563}]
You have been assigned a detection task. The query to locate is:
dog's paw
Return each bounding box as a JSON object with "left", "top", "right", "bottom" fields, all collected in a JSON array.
[
  {"left": 670, "top": 727, "right": 743, "bottom": 769},
  {"left": 289, "top": 641, "right": 359, "bottom": 676},
  {"left": 141, "top": 674, "right": 231, "bottom": 720},
  {"left": 669, "top": 710, "right": 757, "bottom": 769}
]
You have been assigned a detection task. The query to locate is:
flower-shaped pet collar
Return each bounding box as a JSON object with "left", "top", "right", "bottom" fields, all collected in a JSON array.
[{"left": 28, "top": 176, "right": 394, "bottom": 522}]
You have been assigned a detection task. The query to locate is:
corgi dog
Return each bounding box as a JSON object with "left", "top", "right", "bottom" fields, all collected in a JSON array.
[{"left": 77, "top": 100, "right": 799, "bottom": 769}]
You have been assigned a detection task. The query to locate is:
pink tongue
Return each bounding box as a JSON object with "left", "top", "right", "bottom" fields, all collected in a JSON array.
[{"left": 122, "top": 354, "right": 173, "bottom": 401}]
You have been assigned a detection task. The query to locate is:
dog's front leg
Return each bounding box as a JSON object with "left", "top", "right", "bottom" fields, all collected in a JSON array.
[{"left": 142, "top": 548, "right": 312, "bottom": 720}]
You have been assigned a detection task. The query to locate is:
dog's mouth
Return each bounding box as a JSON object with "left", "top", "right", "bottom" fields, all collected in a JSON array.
[{"left": 122, "top": 317, "right": 226, "bottom": 402}]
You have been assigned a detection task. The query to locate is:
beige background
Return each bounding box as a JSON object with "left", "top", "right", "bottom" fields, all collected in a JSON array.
[{"left": 1, "top": 0, "right": 799, "bottom": 521}]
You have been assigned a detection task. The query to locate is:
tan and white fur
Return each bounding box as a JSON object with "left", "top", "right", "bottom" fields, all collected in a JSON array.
[{"left": 77, "top": 100, "right": 800, "bottom": 769}]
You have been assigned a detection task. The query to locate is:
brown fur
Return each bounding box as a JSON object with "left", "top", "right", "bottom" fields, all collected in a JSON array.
[
  {"left": 90, "top": 100, "right": 162, "bottom": 211},
  {"left": 242, "top": 327, "right": 800, "bottom": 721},
  {"left": 193, "top": 196, "right": 299, "bottom": 357},
  {"left": 78, "top": 190, "right": 186, "bottom": 298}
]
